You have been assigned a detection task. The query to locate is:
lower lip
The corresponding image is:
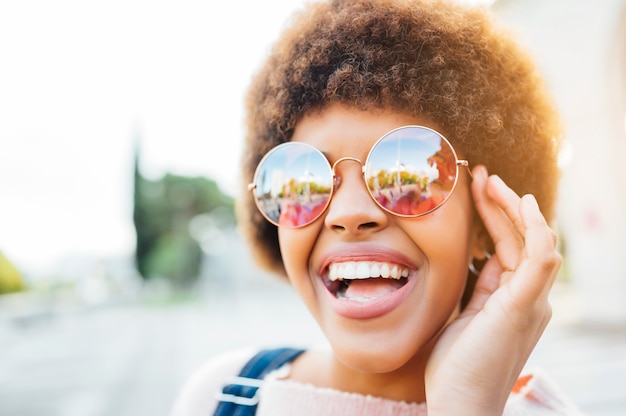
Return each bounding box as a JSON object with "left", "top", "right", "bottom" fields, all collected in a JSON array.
[{"left": 322, "top": 275, "right": 417, "bottom": 320}]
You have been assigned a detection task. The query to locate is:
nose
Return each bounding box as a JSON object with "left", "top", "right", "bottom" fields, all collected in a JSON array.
[{"left": 324, "top": 158, "right": 389, "bottom": 235}]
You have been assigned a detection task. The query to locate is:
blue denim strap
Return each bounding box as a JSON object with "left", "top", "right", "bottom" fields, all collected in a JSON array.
[{"left": 213, "top": 347, "right": 306, "bottom": 416}]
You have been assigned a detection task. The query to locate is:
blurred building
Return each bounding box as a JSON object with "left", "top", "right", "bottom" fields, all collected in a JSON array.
[{"left": 493, "top": 0, "right": 626, "bottom": 324}]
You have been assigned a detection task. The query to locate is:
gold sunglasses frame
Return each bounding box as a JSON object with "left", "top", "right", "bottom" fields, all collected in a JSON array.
[{"left": 248, "top": 125, "right": 470, "bottom": 228}]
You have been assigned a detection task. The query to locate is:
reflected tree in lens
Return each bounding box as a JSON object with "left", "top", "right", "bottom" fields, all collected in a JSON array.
[
  {"left": 366, "top": 128, "right": 458, "bottom": 216},
  {"left": 254, "top": 143, "right": 332, "bottom": 227}
]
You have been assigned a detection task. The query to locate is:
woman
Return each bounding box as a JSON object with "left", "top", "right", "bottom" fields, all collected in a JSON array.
[{"left": 173, "top": 0, "right": 582, "bottom": 414}]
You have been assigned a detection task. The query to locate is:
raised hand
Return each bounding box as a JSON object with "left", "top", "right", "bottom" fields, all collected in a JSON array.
[{"left": 425, "top": 165, "right": 562, "bottom": 416}]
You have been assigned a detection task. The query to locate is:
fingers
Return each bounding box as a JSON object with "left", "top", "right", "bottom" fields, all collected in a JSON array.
[
  {"left": 486, "top": 176, "right": 526, "bottom": 238},
  {"left": 471, "top": 166, "right": 561, "bottom": 304},
  {"left": 471, "top": 166, "right": 523, "bottom": 272},
  {"left": 510, "top": 194, "right": 562, "bottom": 303}
]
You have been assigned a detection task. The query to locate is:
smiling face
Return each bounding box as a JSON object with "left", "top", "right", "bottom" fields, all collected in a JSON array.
[{"left": 278, "top": 104, "right": 480, "bottom": 374}]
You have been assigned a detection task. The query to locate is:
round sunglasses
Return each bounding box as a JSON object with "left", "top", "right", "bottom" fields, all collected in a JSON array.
[{"left": 248, "top": 125, "right": 470, "bottom": 228}]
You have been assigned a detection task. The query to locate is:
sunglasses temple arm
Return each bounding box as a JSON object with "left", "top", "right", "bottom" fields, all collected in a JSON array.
[{"left": 458, "top": 160, "right": 472, "bottom": 179}]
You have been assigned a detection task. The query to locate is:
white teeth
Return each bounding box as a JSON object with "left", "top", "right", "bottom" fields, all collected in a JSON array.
[
  {"left": 328, "top": 261, "right": 410, "bottom": 282},
  {"left": 390, "top": 265, "right": 399, "bottom": 279},
  {"left": 356, "top": 262, "right": 369, "bottom": 279},
  {"left": 343, "top": 262, "right": 356, "bottom": 279},
  {"left": 370, "top": 263, "right": 381, "bottom": 277},
  {"left": 380, "top": 263, "right": 390, "bottom": 278},
  {"left": 330, "top": 265, "right": 338, "bottom": 281}
]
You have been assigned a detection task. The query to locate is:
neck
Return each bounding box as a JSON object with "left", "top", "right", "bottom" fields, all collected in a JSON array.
[{"left": 290, "top": 340, "right": 435, "bottom": 403}]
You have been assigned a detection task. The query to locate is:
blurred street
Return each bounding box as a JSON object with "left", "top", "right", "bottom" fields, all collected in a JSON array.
[
  {"left": 1, "top": 248, "right": 625, "bottom": 416},
  {"left": 1, "top": 1, "right": 624, "bottom": 415}
]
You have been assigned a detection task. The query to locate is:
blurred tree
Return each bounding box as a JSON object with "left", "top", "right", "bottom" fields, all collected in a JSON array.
[
  {"left": 132, "top": 143, "right": 235, "bottom": 287},
  {"left": 0, "top": 251, "right": 25, "bottom": 294}
]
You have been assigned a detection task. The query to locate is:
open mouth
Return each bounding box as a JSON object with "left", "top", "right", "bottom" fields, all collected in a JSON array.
[{"left": 323, "top": 261, "right": 411, "bottom": 302}]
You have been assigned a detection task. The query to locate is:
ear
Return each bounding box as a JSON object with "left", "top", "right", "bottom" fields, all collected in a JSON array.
[{"left": 470, "top": 222, "right": 492, "bottom": 260}]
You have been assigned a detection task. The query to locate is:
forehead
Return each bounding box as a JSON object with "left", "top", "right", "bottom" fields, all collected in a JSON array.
[
  {"left": 291, "top": 105, "right": 430, "bottom": 157},
  {"left": 291, "top": 105, "right": 467, "bottom": 164}
]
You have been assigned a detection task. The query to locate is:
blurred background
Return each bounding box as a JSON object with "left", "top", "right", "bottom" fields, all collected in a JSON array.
[{"left": 1, "top": 0, "right": 625, "bottom": 415}]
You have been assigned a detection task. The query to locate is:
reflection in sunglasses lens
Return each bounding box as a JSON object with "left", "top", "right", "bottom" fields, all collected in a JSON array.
[
  {"left": 253, "top": 143, "right": 333, "bottom": 227},
  {"left": 365, "top": 128, "right": 458, "bottom": 216},
  {"left": 252, "top": 127, "right": 460, "bottom": 227}
]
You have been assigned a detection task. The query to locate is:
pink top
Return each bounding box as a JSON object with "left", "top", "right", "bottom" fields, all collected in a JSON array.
[{"left": 171, "top": 347, "right": 584, "bottom": 416}]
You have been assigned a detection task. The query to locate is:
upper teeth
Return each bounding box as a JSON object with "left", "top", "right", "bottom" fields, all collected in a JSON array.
[{"left": 328, "top": 261, "right": 410, "bottom": 281}]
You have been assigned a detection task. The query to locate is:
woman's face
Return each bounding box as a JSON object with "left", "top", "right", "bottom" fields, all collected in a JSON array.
[{"left": 278, "top": 104, "right": 480, "bottom": 373}]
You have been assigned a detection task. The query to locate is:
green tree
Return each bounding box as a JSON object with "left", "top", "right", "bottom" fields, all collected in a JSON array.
[
  {"left": 132, "top": 143, "right": 235, "bottom": 286},
  {"left": 0, "top": 251, "right": 25, "bottom": 294}
]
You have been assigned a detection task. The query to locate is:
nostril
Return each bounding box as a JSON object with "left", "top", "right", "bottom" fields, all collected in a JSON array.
[
  {"left": 330, "top": 221, "right": 380, "bottom": 233},
  {"left": 359, "top": 222, "right": 379, "bottom": 230}
]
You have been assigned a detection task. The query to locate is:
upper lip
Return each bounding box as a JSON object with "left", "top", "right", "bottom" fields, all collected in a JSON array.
[{"left": 316, "top": 244, "right": 419, "bottom": 277}]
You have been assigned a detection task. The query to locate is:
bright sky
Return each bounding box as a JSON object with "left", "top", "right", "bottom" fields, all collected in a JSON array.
[
  {"left": 0, "top": 0, "right": 308, "bottom": 273},
  {"left": 0, "top": 0, "right": 493, "bottom": 275}
]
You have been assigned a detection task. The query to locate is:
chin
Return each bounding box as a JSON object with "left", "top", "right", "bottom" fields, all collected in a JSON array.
[
  {"left": 338, "top": 348, "right": 414, "bottom": 374},
  {"left": 325, "top": 323, "right": 434, "bottom": 374}
]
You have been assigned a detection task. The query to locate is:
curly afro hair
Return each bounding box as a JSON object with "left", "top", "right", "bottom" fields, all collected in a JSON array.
[{"left": 238, "top": 0, "right": 561, "bottom": 277}]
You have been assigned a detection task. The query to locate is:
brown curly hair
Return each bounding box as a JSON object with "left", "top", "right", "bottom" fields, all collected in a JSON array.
[{"left": 238, "top": 0, "right": 561, "bottom": 277}]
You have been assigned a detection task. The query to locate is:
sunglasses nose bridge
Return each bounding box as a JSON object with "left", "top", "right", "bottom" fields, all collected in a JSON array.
[
  {"left": 330, "top": 156, "right": 365, "bottom": 188},
  {"left": 331, "top": 156, "right": 364, "bottom": 171}
]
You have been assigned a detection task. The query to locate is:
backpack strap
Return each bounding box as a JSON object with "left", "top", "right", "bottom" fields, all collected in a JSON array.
[{"left": 213, "top": 347, "right": 306, "bottom": 416}]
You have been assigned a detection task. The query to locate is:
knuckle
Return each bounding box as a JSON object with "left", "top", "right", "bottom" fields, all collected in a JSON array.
[{"left": 536, "top": 250, "right": 561, "bottom": 273}]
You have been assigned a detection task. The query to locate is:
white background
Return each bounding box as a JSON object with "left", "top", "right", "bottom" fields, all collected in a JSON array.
[{"left": 0, "top": 0, "right": 311, "bottom": 271}]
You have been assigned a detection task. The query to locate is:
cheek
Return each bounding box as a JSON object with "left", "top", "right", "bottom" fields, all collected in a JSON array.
[
  {"left": 278, "top": 224, "right": 327, "bottom": 319},
  {"left": 403, "top": 192, "right": 477, "bottom": 293},
  {"left": 421, "top": 208, "right": 474, "bottom": 257},
  {"left": 278, "top": 225, "right": 322, "bottom": 285}
]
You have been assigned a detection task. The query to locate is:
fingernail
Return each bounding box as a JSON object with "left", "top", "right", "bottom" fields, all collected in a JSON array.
[
  {"left": 490, "top": 174, "right": 504, "bottom": 186},
  {"left": 524, "top": 194, "right": 539, "bottom": 210},
  {"left": 475, "top": 165, "right": 488, "bottom": 180}
]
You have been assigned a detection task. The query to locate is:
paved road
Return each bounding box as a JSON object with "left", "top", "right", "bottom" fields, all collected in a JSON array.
[
  {"left": 1, "top": 278, "right": 624, "bottom": 416},
  {"left": 0, "top": 277, "right": 324, "bottom": 416}
]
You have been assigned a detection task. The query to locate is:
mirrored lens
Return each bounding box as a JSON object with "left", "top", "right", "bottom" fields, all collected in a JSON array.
[
  {"left": 252, "top": 142, "right": 334, "bottom": 227},
  {"left": 365, "top": 127, "right": 459, "bottom": 216}
]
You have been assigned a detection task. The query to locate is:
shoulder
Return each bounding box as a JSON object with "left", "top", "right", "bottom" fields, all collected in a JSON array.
[{"left": 171, "top": 347, "right": 256, "bottom": 416}]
